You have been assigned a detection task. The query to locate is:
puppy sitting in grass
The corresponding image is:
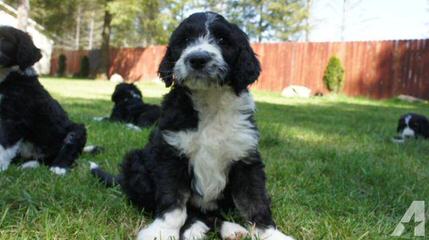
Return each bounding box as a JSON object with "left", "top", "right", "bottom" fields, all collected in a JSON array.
[
  {"left": 0, "top": 26, "right": 93, "bottom": 175},
  {"left": 90, "top": 12, "right": 295, "bottom": 240}
]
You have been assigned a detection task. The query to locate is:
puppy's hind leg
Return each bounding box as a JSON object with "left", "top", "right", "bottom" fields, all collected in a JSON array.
[{"left": 49, "top": 124, "right": 87, "bottom": 175}]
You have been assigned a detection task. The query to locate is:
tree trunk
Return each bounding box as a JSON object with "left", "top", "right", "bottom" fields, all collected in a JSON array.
[
  {"left": 304, "top": 0, "right": 313, "bottom": 41},
  {"left": 97, "top": 0, "right": 112, "bottom": 79},
  {"left": 75, "top": 5, "right": 82, "bottom": 50},
  {"left": 17, "top": 0, "right": 30, "bottom": 31},
  {"left": 88, "top": 11, "right": 95, "bottom": 50},
  {"left": 257, "top": 2, "right": 263, "bottom": 42},
  {"left": 340, "top": 0, "right": 347, "bottom": 41}
]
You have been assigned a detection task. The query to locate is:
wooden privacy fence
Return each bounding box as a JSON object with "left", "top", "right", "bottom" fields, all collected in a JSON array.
[{"left": 51, "top": 39, "right": 429, "bottom": 99}]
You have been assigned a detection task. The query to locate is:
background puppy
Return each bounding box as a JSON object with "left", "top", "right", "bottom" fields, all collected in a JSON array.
[
  {"left": 91, "top": 12, "right": 294, "bottom": 240},
  {"left": 0, "top": 26, "right": 87, "bottom": 175},
  {"left": 95, "top": 83, "right": 160, "bottom": 129},
  {"left": 393, "top": 113, "right": 429, "bottom": 143}
]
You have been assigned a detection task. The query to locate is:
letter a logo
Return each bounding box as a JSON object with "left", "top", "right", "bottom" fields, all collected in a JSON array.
[{"left": 391, "top": 201, "right": 425, "bottom": 237}]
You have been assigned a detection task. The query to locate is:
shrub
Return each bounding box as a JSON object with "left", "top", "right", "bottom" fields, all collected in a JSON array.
[
  {"left": 323, "top": 56, "right": 345, "bottom": 93},
  {"left": 57, "top": 54, "right": 67, "bottom": 77},
  {"left": 79, "top": 56, "right": 90, "bottom": 78}
]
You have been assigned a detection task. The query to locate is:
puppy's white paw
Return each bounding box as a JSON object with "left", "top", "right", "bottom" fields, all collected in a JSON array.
[
  {"left": 20, "top": 160, "right": 40, "bottom": 169},
  {"left": 93, "top": 116, "right": 106, "bottom": 122},
  {"left": 0, "top": 161, "right": 9, "bottom": 172},
  {"left": 89, "top": 161, "right": 99, "bottom": 170},
  {"left": 126, "top": 123, "right": 142, "bottom": 131},
  {"left": 221, "top": 222, "right": 248, "bottom": 240},
  {"left": 182, "top": 220, "right": 209, "bottom": 240},
  {"left": 254, "top": 228, "right": 295, "bottom": 240},
  {"left": 137, "top": 222, "right": 180, "bottom": 240},
  {"left": 50, "top": 167, "right": 67, "bottom": 176}
]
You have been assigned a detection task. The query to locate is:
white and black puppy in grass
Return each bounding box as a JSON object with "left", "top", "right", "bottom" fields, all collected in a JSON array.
[
  {"left": 94, "top": 83, "right": 161, "bottom": 130},
  {"left": 392, "top": 113, "right": 429, "bottom": 143},
  {"left": 0, "top": 26, "right": 96, "bottom": 175},
  {"left": 90, "top": 12, "right": 294, "bottom": 240}
]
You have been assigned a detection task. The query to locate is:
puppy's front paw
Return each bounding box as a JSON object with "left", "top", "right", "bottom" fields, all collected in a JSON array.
[
  {"left": 137, "top": 223, "right": 180, "bottom": 240},
  {"left": 50, "top": 166, "right": 67, "bottom": 176},
  {"left": 93, "top": 116, "right": 107, "bottom": 122},
  {"left": 0, "top": 162, "right": 9, "bottom": 172},
  {"left": 182, "top": 220, "right": 209, "bottom": 240},
  {"left": 20, "top": 160, "right": 40, "bottom": 169},
  {"left": 254, "top": 228, "right": 295, "bottom": 240},
  {"left": 221, "top": 222, "right": 249, "bottom": 240},
  {"left": 126, "top": 123, "right": 142, "bottom": 131}
]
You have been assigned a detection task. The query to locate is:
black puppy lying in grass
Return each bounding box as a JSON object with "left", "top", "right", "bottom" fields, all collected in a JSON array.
[
  {"left": 94, "top": 83, "right": 160, "bottom": 130},
  {"left": 392, "top": 113, "right": 429, "bottom": 143}
]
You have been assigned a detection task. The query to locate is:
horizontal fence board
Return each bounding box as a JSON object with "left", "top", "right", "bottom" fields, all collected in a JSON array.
[{"left": 50, "top": 40, "right": 429, "bottom": 99}]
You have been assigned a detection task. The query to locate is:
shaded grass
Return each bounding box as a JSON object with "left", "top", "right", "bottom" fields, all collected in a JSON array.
[{"left": 0, "top": 77, "right": 428, "bottom": 239}]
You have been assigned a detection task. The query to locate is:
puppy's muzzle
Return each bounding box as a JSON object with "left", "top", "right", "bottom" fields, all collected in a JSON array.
[{"left": 186, "top": 51, "right": 212, "bottom": 70}]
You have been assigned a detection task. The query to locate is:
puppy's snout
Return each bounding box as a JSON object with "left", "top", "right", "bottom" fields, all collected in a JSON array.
[{"left": 187, "top": 52, "right": 211, "bottom": 70}]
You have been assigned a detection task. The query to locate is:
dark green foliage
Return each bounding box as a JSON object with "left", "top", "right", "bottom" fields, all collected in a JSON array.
[
  {"left": 57, "top": 54, "right": 67, "bottom": 77},
  {"left": 323, "top": 56, "right": 345, "bottom": 93},
  {"left": 79, "top": 56, "right": 90, "bottom": 78}
]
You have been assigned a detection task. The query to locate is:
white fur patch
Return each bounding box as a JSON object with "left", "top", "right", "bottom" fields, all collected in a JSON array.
[
  {"left": 0, "top": 141, "right": 21, "bottom": 171},
  {"left": 182, "top": 220, "right": 210, "bottom": 240},
  {"left": 89, "top": 161, "right": 99, "bottom": 170},
  {"left": 83, "top": 145, "right": 97, "bottom": 153},
  {"left": 137, "top": 208, "right": 187, "bottom": 240},
  {"left": 220, "top": 222, "right": 248, "bottom": 240},
  {"left": 401, "top": 126, "right": 415, "bottom": 138},
  {"left": 254, "top": 227, "right": 295, "bottom": 240},
  {"left": 173, "top": 35, "right": 228, "bottom": 89},
  {"left": 405, "top": 115, "right": 412, "bottom": 125},
  {"left": 163, "top": 88, "right": 258, "bottom": 207},
  {"left": 126, "top": 123, "right": 142, "bottom": 131},
  {"left": 49, "top": 167, "right": 67, "bottom": 176},
  {"left": 93, "top": 116, "right": 107, "bottom": 122},
  {"left": 23, "top": 67, "right": 37, "bottom": 77},
  {"left": 0, "top": 66, "right": 36, "bottom": 83},
  {"left": 20, "top": 160, "right": 40, "bottom": 169}
]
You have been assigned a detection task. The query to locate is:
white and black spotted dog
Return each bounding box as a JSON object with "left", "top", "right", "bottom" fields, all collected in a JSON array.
[
  {"left": 0, "top": 26, "right": 90, "bottom": 175},
  {"left": 392, "top": 113, "right": 429, "bottom": 143},
  {"left": 90, "top": 12, "right": 294, "bottom": 240}
]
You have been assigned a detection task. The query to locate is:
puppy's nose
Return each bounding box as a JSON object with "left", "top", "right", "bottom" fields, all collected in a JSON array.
[{"left": 187, "top": 52, "right": 211, "bottom": 69}]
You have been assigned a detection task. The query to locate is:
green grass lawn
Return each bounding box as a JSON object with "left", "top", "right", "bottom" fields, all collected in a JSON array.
[{"left": 0, "top": 78, "right": 428, "bottom": 239}]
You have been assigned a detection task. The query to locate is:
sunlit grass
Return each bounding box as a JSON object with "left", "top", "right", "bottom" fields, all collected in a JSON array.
[{"left": 0, "top": 77, "right": 428, "bottom": 239}]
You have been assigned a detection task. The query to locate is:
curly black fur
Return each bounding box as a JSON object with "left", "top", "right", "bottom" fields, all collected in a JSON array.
[
  {"left": 108, "top": 83, "right": 160, "bottom": 127},
  {"left": 0, "top": 26, "right": 86, "bottom": 173},
  {"left": 91, "top": 12, "right": 287, "bottom": 239}
]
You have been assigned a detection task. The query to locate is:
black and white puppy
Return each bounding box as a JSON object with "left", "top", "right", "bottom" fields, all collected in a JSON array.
[
  {"left": 0, "top": 26, "right": 87, "bottom": 175},
  {"left": 91, "top": 12, "right": 294, "bottom": 240},
  {"left": 393, "top": 113, "right": 429, "bottom": 143},
  {"left": 97, "top": 83, "right": 160, "bottom": 129}
]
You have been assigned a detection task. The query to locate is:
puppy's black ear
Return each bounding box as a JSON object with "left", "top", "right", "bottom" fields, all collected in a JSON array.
[
  {"left": 111, "top": 84, "right": 123, "bottom": 103},
  {"left": 158, "top": 47, "right": 174, "bottom": 87},
  {"left": 231, "top": 25, "right": 261, "bottom": 94},
  {"left": 16, "top": 31, "right": 42, "bottom": 70}
]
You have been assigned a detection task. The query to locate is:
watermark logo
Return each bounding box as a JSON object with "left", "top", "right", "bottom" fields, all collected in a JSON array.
[{"left": 391, "top": 201, "right": 425, "bottom": 237}]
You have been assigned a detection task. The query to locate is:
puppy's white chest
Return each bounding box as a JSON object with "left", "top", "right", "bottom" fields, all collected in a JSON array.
[{"left": 163, "top": 89, "right": 258, "bottom": 205}]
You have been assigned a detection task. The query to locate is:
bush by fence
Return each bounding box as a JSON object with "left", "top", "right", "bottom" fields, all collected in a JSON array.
[
  {"left": 50, "top": 39, "right": 429, "bottom": 99},
  {"left": 323, "top": 56, "right": 345, "bottom": 93}
]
